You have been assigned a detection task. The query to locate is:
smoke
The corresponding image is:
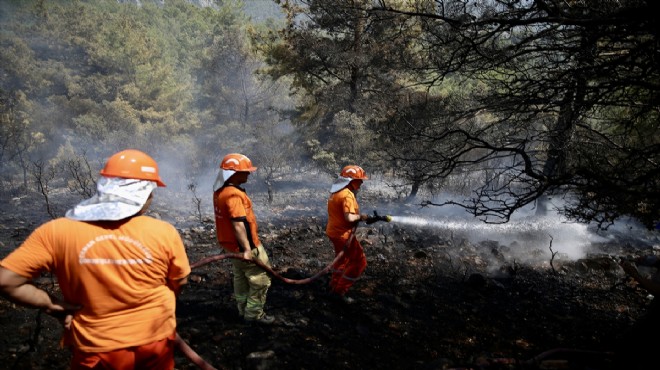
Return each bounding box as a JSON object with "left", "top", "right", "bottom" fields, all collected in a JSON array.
[
  {"left": 389, "top": 214, "right": 604, "bottom": 260},
  {"left": 362, "top": 179, "right": 659, "bottom": 262},
  {"left": 4, "top": 1, "right": 653, "bottom": 263}
]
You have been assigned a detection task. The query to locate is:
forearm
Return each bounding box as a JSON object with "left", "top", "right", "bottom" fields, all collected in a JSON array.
[
  {"left": 0, "top": 267, "right": 50, "bottom": 309},
  {"left": 345, "top": 212, "right": 367, "bottom": 223},
  {"left": 1, "top": 282, "right": 53, "bottom": 310},
  {"left": 231, "top": 222, "right": 250, "bottom": 250}
]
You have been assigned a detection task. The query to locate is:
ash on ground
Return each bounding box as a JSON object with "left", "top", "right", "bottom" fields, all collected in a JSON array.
[{"left": 0, "top": 186, "right": 658, "bottom": 370}]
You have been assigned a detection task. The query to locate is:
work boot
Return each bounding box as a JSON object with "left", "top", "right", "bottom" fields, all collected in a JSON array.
[{"left": 245, "top": 314, "right": 276, "bottom": 325}]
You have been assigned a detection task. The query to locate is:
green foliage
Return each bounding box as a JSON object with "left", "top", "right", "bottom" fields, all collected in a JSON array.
[
  {"left": 304, "top": 139, "right": 335, "bottom": 175},
  {"left": 0, "top": 0, "right": 278, "bottom": 200},
  {"left": 255, "top": 0, "right": 426, "bottom": 175},
  {"left": 0, "top": 88, "right": 49, "bottom": 193},
  {"left": 259, "top": 0, "right": 660, "bottom": 228}
]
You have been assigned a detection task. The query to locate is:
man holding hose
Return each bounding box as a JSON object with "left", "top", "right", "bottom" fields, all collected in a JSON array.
[
  {"left": 213, "top": 153, "right": 274, "bottom": 325},
  {"left": 0, "top": 149, "right": 190, "bottom": 369},
  {"left": 325, "top": 165, "right": 370, "bottom": 304}
]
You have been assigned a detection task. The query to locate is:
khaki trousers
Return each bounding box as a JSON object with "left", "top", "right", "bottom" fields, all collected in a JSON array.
[{"left": 230, "top": 245, "right": 272, "bottom": 320}]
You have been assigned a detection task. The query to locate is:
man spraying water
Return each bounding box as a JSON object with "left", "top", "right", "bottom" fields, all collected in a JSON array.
[{"left": 325, "top": 165, "right": 390, "bottom": 304}]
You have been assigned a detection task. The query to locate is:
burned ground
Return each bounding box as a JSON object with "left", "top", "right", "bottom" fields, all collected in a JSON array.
[{"left": 0, "top": 187, "right": 657, "bottom": 370}]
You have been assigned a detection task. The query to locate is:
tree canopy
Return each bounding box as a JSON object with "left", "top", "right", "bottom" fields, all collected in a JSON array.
[
  {"left": 258, "top": 0, "right": 659, "bottom": 229},
  {"left": 1, "top": 0, "right": 658, "bottom": 229},
  {"left": 0, "top": 0, "right": 295, "bottom": 197}
]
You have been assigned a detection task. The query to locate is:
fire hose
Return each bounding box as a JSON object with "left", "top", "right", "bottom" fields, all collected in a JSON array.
[
  {"left": 191, "top": 249, "right": 344, "bottom": 284},
  {"left": 189, "top": 211, "right": 392, "bottom": 284},
  {"left": 175, "top": 332, "right": 219, "bottom": 370},
  {"left": 177, "top": 246, "right": 349, "bottom": 370},
  {"left": 180, "top": 211, "right": 391, "bottom": 369}
]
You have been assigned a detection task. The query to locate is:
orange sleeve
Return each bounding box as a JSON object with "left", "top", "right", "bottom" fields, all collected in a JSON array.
[
  {"left": 225, "top": 194, "right": 247, "bottom": 219},
  {"left": 342, "top": 193, "right": 359, "bottom": 215},
  {"left": 0, "top": 221, "right": 55, "bottom": 279}
]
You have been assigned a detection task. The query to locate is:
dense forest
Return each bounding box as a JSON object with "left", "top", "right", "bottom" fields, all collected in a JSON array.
[
  {"left": 1, "top": 0, "right": 658, "bottom": 229},
  {"left": 0, "top": 0, "right": 295, "bottom": 207},
  {"left": 1, "top": 2, "right": 659, "bottom": 369}
]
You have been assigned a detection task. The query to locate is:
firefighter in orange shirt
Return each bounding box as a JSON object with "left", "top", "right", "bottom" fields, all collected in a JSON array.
[
  {"left": 213, "top": 153, "right": 274, "bottom": 325},
  {"left": 326, "top": 165, "right": 370, "bottom": 304},
  {"left": 0, "top": 149, "right": 190, "bottom": 369}
]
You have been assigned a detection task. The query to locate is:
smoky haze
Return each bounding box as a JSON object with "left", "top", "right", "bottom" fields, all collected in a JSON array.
[
  {"left": 0, "top": 1, "right": 657, "bottom": 266},
  {"left": 357, "top": 179, "right": 659, "bottom": 266}
]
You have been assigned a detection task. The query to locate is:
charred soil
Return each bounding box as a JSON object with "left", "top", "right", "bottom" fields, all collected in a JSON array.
[{"left": 0, "top": 189, "right": 656, "bottom": 370}]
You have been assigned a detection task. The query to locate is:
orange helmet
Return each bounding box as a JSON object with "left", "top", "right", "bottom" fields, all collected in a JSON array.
[
  {"left": 100, "top": 149, "right": 166, "bottom": 187},
  {"left": 340, "top": 165, "right": 368, "bottom": 180},
  {"left": 220, "top": 153, "right": 257, "bottom": 172}
]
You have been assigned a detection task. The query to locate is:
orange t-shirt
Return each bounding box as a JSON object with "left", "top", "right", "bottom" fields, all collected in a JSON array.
[
  {"left": 0, "top": 216, "right": 190, "bottom": 352},
  {"left": 326, "top": 187, "right": 360, "bottom": 240},
  {"left": 213, "top": 185, "right": 261, "bottom": 253}
]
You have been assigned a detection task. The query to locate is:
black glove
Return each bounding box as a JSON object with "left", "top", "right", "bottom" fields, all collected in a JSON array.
[{"left": 365, "top": 211, "right": 391, "bottom": 224}]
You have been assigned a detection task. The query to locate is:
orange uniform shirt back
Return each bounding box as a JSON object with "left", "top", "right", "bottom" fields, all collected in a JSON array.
[
  {"left": 326, "top": 188, "right": 360, "bottom": 240},
  {"left": 0, "top": 216, "right": 190, "bottom": 352},
  {"left": 213, "top": 185, "right": 261, "bottom": 252}
]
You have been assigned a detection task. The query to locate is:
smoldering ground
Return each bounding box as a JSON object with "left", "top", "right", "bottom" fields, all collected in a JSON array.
[{"left": 1, "top": 179, "right": 658, "bottom": 370}]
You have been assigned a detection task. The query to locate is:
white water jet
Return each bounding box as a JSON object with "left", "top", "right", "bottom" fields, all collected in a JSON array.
[{"left": 388, "top": 215, "right": 609, "bottom": 260}]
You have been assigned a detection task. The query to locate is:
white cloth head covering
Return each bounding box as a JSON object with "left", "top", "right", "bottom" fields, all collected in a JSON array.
[
  {"left": 65, "top": 177, "right": 157, "bottom": 221},
  {"left": 330, "top": 176, "right": 353, "bottom": 193},
  {"left": 212, "top": 169, "right": 238, "bottom": 192}
]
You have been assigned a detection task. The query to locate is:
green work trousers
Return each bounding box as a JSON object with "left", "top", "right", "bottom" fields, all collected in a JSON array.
[{"left": 230, "top": 245, "right": 272, "bottom": 320}]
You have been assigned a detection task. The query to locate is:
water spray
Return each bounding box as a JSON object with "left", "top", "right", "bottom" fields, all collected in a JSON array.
[
  {"left": 384, "top": 214, "right": 613, "bottom": 260},
  {"left": 389, "top": 215, "right": 589, "bottom": 234}
]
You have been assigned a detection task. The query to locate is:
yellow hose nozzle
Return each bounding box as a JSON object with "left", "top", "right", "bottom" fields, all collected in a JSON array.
[{"left": 366, "top": 211, "right": 392, "bottom": 224}]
